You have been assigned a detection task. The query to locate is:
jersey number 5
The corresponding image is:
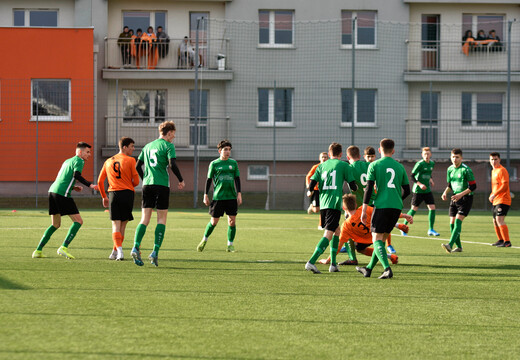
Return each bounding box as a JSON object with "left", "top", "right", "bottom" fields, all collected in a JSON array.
[
  {"left": 149, "top": 149, "right": 159, "bottom": 168},
  {"left": 322, "top": 170, "right": 337, "bottom": 190}
]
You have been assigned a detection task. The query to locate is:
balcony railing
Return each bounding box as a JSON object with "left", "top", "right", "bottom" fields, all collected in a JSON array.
[
  {"left": 407, "top": 40, "right": 520, "bottom": 72},
  {"left": 105, "top": 116, "right": 228, "bottom": 148},
  {"left": 104, "top": 37, "right": 229, "bottom": 70}
]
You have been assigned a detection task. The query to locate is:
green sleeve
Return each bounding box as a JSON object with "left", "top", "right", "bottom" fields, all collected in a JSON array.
[
  {"left": 402, "top": 165, "right": 410, "bottom": 185},
  {"left": 446, "top": 168, "right": 451, "bottom": 184},
  {"left": 466, "top": 167, "right": 475, "bottom": 182},
  {"left": 207, "top": 161, "right": 215, "bottom": 179},
  {"left": 234, "top": 161, "right": 240, "bottom": 177},
  {"left": 74, "top": 157, "right": 85, "bottom": 173},
  {"left": 138, "top": 149, "right": 145, "bottom": 162},
  {"left": 411, "top": 162, "right": 421, "bottom": 180},
  {"left": 344, "top": 162, "right": 354, "bottom": 183},
  {"left": 167, "top": 143, "right": 176, "bottom": 159},
  {"left": 367, "top": 162, "right": 376, "bottom": 182}
]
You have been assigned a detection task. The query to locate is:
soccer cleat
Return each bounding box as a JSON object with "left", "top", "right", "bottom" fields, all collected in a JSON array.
[
  {"left": 318, "top": 226, "right": 324, "bottom": 230},
  {"left": 356, "top": 266, "right": 372, "bottom": 278},
  {"left": 339, "top": 246, "right": 348, "bottom": 253},
  {"left": 387, "top": 245, "right": 396, "bottom": 254},
  {"left": 108, "top": 249, "right": 117, "bottom": 260},
  {"left": 389, "top": 254, "right": 399, "bottom": 265},
  {"left": 318, "top": 258, "right": 330, "bottom": 265},
  {"left": 451, "top": 247, "right": 463, "bottom": 253},
  {"left": 441, "top": 243, "right": 452, "bottom": 253},
  {"left": 305, "top": 262, "right": 321, "bottom": 274},
  {"left": 131, "top": 247, "right": 144, "bottom": 266},
  {"left": 307, "top": 204, "right": 313, "bottom": 215},
  {"left": 32, "top": 250, "right": 46, "bottom": 258},
  {"left": 57, "top": 246, "right": 75, "bottom": 259},
  {"left": 396, "top": 223, "right": 409, "bottom": 234},
  {"left": 329, "top": 264, "right": 340, "bottom": 272},
  {"left": 148, "top": 251, "right": 159, "bottom": 267},
  {"left": 226, "top": 245, "right": 235, "bottom": 252},
  {"left": 492, "top": 240, "right": 504, "bottom": 246},
  {"left": 338, "top": 259, "right": 358, "bottom": 266},
  {"left": 427, "top": 229, "right": 440, "bottom": 236},
  {"left": 378, "top": 267, "right": 394, "bottom": 279},
  {"left": 197, "top": 239, "right": 207, "bottom": 252},
  {"left": 116, "top": 252, "right": 124, "bottom": 261},
  {"left": 497, "top": 241, "right": 512, "bottom": 248},
  {"left": 400, "top": 230, "right": 408, "bottom": 236}
]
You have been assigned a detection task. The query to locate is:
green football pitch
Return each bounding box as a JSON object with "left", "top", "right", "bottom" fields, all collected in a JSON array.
[{"left": 0, "top": 209, "right": 519, "bottom": 359}]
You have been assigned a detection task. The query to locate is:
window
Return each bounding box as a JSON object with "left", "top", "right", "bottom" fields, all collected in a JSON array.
[
  {"left": 342, "top": 11, "right": 377, "bottom": 47},
  {"left": 190, "top": 89, "right": 208, "bottom": 146},
  {"left": 341, "top": 89, "right": 376, "bottom": 126},
  {"left": 462, "top": 93, "right": 503, "bottom": 127},
  {"left": 190, "top": 12, "right": 210, "bottom": 67},
  {"left": 421, "top": 92, "right": 439, "bottom": 148},
  {"left": 14, "top": 9, "right": 58, "bottom": 27},
  {"left": 123, "top": 90, "right": 166, "bottom": 124},
  {"left": 31, "top": 80, "right": 70, "bottom": 121},
  {"left": 248, "top": 165, "right": 269, "bottom": 180},
  {"left": 259, "top": 10, "right": 294, "bottom": 46},
  {"left": 122, "top": 11, "right": 166, "bottom": 33},
  {"left": 258, "top": 88, "right": 293, "bottom": 126},
  {"left": 462, "top": 14, "right": 504, "bottom": 41}
]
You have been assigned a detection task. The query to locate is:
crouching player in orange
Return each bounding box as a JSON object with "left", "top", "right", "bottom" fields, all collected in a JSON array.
[
  {"left": 319, "top": 194, "right": 412, "bottom": 266},
  {"left": 98, "top": 137, "right": 140, "bottom": 260}
]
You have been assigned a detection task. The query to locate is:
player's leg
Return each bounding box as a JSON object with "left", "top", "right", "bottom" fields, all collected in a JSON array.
[
  {"left": 226, "top": 215, "right": 237, "bottom": 252},
  {"left": 57, "top": 213, "right": 83, "bottom": 259},
  {"left": 491, "top": 208, "right": 504, "bottom": 246},
  {"left": 386, "top": 234, "right": 395, "bottom": 255},
  {"left": 109, "top": 220, "right": 122, "bottom": 260},
  {"left": 150, "top": 209, "right": 168, "bottom": 263},
  {"left": 495, "top": 205, "right": 511, "bottom": 247},
  {"left": 33, "top": 213, "right": 61, "bottom": 258},
  {"left": 329, "top": 225, "right": 341, "bottom": 271},
  {"left": 442, "top": 202, "right": 458, "bottom": 253},
  {"left": 425, "top": 193, "right": 439, "bottom": 236},
  {"left": 306, "top": 210, "right": 333, "bottom": 274},
  {"left": 199, "top": 200, "right": 221, "bottom": 251}
]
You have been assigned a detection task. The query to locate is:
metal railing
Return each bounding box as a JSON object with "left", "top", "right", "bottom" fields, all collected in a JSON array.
[{"left": 104, "top": 37, "right": 229, "bottom": 70}]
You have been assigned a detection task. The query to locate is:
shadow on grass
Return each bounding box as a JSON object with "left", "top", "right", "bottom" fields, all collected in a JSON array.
[{"left": 0, "top": 276, "right": 30, "bottom": 290}]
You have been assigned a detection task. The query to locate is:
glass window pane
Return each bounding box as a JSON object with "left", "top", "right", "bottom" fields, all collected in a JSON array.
[
  {"left": 274, "top": 11, "right": 293, "bottom": 44},
  {"left": 275, "top": 89, "right": 291, "bottom": 122},
  {"left": 14, "top": 10, "right": 24, "bottom": 26},
  {"left": 461, "top": 92, "right": 472, "bottom": 125},
  {"left": 341, "top": 11, "right": 352, "bottom": 45},
  {"left": 421, "top": 92, "right": 438, "bottom": 121},
  {"left": 155, "top": 12, "right": 166, "bottom": 31},
  {"left": 258, "top": 89, "right": 269, "bottom": 122},
  {"left": 32, "top": 80, "right": 69, "bottom": 117},
  {"left": 259, "top": 11, "right": 270, "bottom": 44},
  {"left": 190, "top": 90, "right": 208, "bottom": 145},
  {"left": 123, "top": 12, "right": 150, "bottom": 34},
  {"left": 357, "top": 90, "right": 375, "bottom": 123},
  {"left": 190, "top": 90, "right": 208, "bottom": 118},
  {"left": 357, "top": 12, "right": 376, "bottom": 45},
  {"left": 477, "top": 15, "right": 503, "bottom": 40},
  {"left": 342, "top": 89, "right": 353, "bottom": 123},
  {"left": 190, "top": 12, "right": 209, "bottom": 41},
  {"left": 29, "top": 11, "right": 57, "bottom": 27},
  {"left": 154, "top": 90, "right": 166, "bottom": 123},
  {"left": 123, "top": 90, "right": 150, "bottom": 123},
  {"left": 462, "top": 14, "right": 472, "bottom": 37}
]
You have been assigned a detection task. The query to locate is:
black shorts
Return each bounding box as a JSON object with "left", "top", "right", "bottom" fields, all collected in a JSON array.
[
  {"left": 355, "top": 242, "right": 372, "bottom": 252},
  {"left": 320, "top": 209, "right": 341, "bottom": 231},
  {"left": 48, "top": 192, "right": 79, "bottom": 216},
  {"left": 142, "top": 185, "right": 170, "bottom": 210},
  {"left": 209, "top": 199, "right": 238, "bottom": 218},
  {"left": 449, "top": 195, "right": 473, "bottom": 217},
  {"left": 371, "top": 208, "right": 401, "bottom": 234},
  {"left": 109, "top": 190, "right": 135, "bottom": 221},
  {"left": 311, "top": 191, "right": 320, "bottom": 207},
  {"left": 493, "top": 204, "right": 510, "bottom": 218},
  {"left": 411, "top": 192, "right": 435, "bottom": 207}
]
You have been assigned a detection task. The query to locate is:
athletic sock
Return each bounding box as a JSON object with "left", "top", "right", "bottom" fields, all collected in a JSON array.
[
  {"left": 112, "top": 232, "right": 123, "bottom": 249},
  {"left": 366, "top": 251, "right": 378, "bottom": 270},
  {"left": 346, "top": 239, "right": 357, "bottom": 261},
  {"left": 133, "top": 223, "right": 147, "bottom": 250},
  {"left": 499, "top": 225, "right": 510, "bottom": 242},
  {"left": 330, "top": 235, "right": 339, "bottom": 266},
  {"left": 386, "top": 235, "right": 392, "bottom": 246},
  {"left": 227, "top": 226, "right": 236, "bottom": 243},
  {"left": 309, "top": 237, "right": 329, "bottom": 264},
  {"left": 204, "top": 222, "right": 216, "bottom": 239},
  {"left": 153, "top": 224, "right": 166, "bottom": 254},
  {"left": 428, "top": 210, "right": 436, "bottom": 230},
  {"left": 404, "top": 209, "right": 416, "bottom": 225},
  {"left": 494, "top": 225, "right": 503, "bottom": 242},
  {"left": 62, "top": 222, "right": 82, "bottom": 248},
  {"left": 449, "top": 219, "right": 462, "bottom": 248},
  {"left": 37, "top": 225, "right": 58, "bottom": 250},
  {"left": 374, "top": 240, "right": 390, "bottom": 269}
]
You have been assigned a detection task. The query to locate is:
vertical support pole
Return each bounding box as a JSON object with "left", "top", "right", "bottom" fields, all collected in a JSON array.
[
  {"left": 193, "top": 18, "right": 201, "bottom": 208},
  {"left": 351, "top": 16, "right": 356, "bottom": 146},
  {"left": 272, "top": 81, "right": 277, "bottom": 210},
  {"left": 429, "top": 81, "right": 433, "bottom": 148},
  {"left": 506, "top": 20, "right": 513, "bottom": 172},
  {"left": 115, "top": 79, "right": 119, "bottom": 143},
  {"left": 35, "top": 81, "right": 39, "bottom": 208}
]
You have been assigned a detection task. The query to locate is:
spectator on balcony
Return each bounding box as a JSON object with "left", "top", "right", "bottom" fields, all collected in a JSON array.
[
  {"left": 118, "top": 26, "right": 132, "bottom": 67},
  {"left": 462, "top": 30, "right": 476, "bottom": 56},
  {"left": 475, "top": 29, "right": 488, "bottom": 52},
  {"left": 131, "top": 28, "right": 143, "bottom": 68},
  {"left": 156, "top": 26, "right": 170, "bottom": 59},
  {"left": 488, "top": 29, "right": 503, "bottom": 52},
  {"left": 178, "top": 36, "right": 196, "bottom": 68},
  {"left": 141, "top": 26, "right": 158, "bottom": 69}
]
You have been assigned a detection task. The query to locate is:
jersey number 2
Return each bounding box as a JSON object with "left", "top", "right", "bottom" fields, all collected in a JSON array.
[{"left": 386, "top": 168, "right": 396, "bottom": 188}]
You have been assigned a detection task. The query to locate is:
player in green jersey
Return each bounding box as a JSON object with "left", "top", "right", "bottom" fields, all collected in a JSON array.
[
  {"left": 32, "top": 142, "right": 99, "bottom": 259},
  {"left": 131, "top": 121, "right": 185, "bottom": 267},
  {"left": 356, "top": 138, "right": 410, "bottom": 279},
  {"left": 305, "top": 142, "right": 357, "bottom": 274},
  {"left": 197, "top": 140, "right": 242, "bottom": 252},
  {"left": 441, "top": 148, "right": 476, "bottom": 253},
  {"left": 402, "top": 147, "right": 440, "bottom": 237}
]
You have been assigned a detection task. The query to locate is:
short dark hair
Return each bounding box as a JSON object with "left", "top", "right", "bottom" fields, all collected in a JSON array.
[
  {"left": 119, "top": 137, "right": 135, "bottom": 149},
  {"left": 490, "top": 152, "right": 500, "bottom": 158},
  {"left": 159, "top": 121, "right": 176, "bottom": 135},
  {"left": 136, "top": 28, "right": 142, "bottom": 33},
  {"left": 451, "top": 148, "right": 463, "bottom": 156},
  {"left": 329, "top": 142, "right": 342, "bottom": 157},
  {"left": 364, "top": 146, "right": 375, "bottom": 156},
  {"left": 380, "top": 138, "right": 395, "bottom": 154},
  {"left": 76, "top": 142, "right": 91, "bottom": 150},
  {"left": 422, "top": 147, "right": 431, "bottom": 152},
  {"left": 217, "top": 140, "right": 232, "bottom": 150},
  {"left": 343, "top": 194, "right": 357, "bottom": 211},
  {"left": 123, "top": 26, "right": 129, "bottom": 30},
  {"left": 347, "top": 146, "right": 360, "bottom": 159},
  {"left": 157, "top": 26, "right": 163, "bottom": 30}
]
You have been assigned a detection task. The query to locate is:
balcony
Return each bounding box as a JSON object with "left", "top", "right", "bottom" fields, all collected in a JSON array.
[{"left": 102, "top": 37, "right": 233, "bottom": 81}]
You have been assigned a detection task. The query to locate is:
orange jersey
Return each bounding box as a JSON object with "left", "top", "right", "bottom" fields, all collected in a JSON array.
[
  {"left": 491, "top": 165, "right": 511, "bottom": 206},
  {"left": 306, "top": 164, "right": 320, "bottom": 191},
  {"left": 98, "top": 153, "right": 140, "bottom": 198},
  {"left": 339, "top": 206, "right": 374, "bottom": 244}
]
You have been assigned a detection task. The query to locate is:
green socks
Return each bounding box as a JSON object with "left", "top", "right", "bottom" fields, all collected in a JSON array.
[
  {"left": 227, "top": 226, "right": 236, "bottom": 243},
  {"left": 449, "top": 219, "right": 462, "bottom": 248},
  {"left": 309, "top": 237, "right": 329, "bottom": 264},
  {"left": 62, "top": 222, "right": 82, "bottom": 248},
  {"left": 428, "top": 210, "right": 436, "bottom": 230},
  {"left": 330, "top": 235, "right": 339, "bottom": 266},
  {"left": 153, "top": 224, "right": 166, "bottom": 254},
  {"left": 204, "top": 222, "right": 216, "bottom": 238},
  {"left": 37, "top": 225, "right": 58, "bottom": 250},
  {"left": 346, "top": 239, "right": 357, "bottom": 262},
  {"left": 404, "top": 209, "right": 416, "bottom": 225},
  {"left": 367, "top": 240, "right": 390, "bottom": 270},
  {"left": 133, "top": 223, "right": 147, "bottom": 250}
]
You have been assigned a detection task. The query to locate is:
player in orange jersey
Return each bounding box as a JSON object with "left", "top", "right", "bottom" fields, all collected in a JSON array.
[
  {"left": 489, "top": 152, "right": 512, "bottom": 247},
  {"left": 98, "top": 137, "right": 140, "bottom": 260},
  {"left": 319, "top": 194, "right": 412, "bottom": 266},
  {"left": 306, "top": 152, "right": 328, "bottom": 228}
]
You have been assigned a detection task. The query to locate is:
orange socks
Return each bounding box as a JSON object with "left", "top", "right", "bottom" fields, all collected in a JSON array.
[
  {"left": 494, "top": 225, "right": 502, "bottom": 241},
  {"left": 499, "top": 225, "right": 509, "bottom": 242},
  {"left": 112, "top": 232, "right": 123, "bottom": 249}
]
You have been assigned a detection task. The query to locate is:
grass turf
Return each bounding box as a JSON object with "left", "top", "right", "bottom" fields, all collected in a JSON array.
[{"left": 0, "top": 208, "right": 519, "bottom": 359}]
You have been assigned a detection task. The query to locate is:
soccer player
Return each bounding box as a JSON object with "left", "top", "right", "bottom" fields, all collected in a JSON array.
[
  {"left": 402, "top": 147, "right": 439, "bottom": 236},
  {"left": 347, "top": 146, "right": 369, "bottom": 208},
  {"left": 356, "top": 138, "right": 410, "bottom": 279},
  {"left": 98, "top": 137, "right": 140, "bottom": 261},
  {"left": 197, "top": 140, "right": 242, "bottom": 252},
  {"left": 306, "top": 152, "right": 328, "bottom": 229},
  {"left": 304, "top": 142, "right": 357, "bottom": 274},
  {"left": 32, "top": 142, "right": 99, "bottom": 259},
  {"left": 489, "top": 152, "right": 512, "bottom": 247},
  {"left": 441, "top": 148, "right": 476, "bottom": 253},
  {"left": 131, "top": 121, "right": 185, "bottom": 267}
]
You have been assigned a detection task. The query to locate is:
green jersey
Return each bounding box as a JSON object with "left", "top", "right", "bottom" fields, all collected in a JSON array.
[
  {"left": 208, "top": 158, "right": 240, "bottom": 200},
  {"left": 48, "top": 156, "right": 85, "bottom": 197},
  {"left": 311, "top": 159, "right": 354, "bottom": 211},
  {"left": 412, "top": 160, "right": 435, "bottom": 194},
  {"left": 138, "top": 138, "right": 176, "bottom": 187},
  {"left": 367, "top": 157, "right": 409, "bottom": 210},
  {"left": 349, "top": 160, "right": 375, "bottom": 206},
  {"left": 447, "top": 163, "right": 475, "bottom": 195}
]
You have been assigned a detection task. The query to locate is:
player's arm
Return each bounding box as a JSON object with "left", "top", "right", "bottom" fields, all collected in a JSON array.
[
  {"left": 401, "top": 184, "right": 410, "bottom": 200},
  {"left": 235, "top": 176, "right": 242, "bottom": 206},
  {"left": 97, "top": 165, "right": 109, "bottom": 207},
  {"left": 130, "top": 159, "right": 140, "bottom": 187},
  {"left": 441, "top": 183, "right": 452, "bottom": 201},
  {"left": 348, "top": 180, "right": 358, "bottom": 192},
  {"left": 136, "top": 159, "right": 144, "bottom": 180},
  {"left": 73, "top": 171, "right": 98, "bottom": 190},
  {"left": 203, "top": 178, "right": 212, "bottom": 206},
  {"left": 452, "top": 180, "right": 476, "bottom": 201},
  {"left": 361, "top": 180, "right": 375, "bottom": 224},
  {"left": 307, "top": 179, "right": 318, "bottom": 197},
  {"left": 169, "top": 158, "right": 185, "bottom": 189}
]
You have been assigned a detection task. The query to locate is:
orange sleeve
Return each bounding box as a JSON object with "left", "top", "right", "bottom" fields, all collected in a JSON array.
[
  {"left": 306, "top": 164, "right": 319, "bottom": 187},
  {"left": 97, "top": 163, "right": 108, "bottom": 199},
  {"left": 130, "top": 158, "right": 140, "bottom": 187}
]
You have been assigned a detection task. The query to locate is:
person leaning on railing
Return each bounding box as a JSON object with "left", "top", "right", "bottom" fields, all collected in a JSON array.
[
  {"left": 118, "top": 26, "right": 132, "bottom": 67},
  {"left": 487, "top": 29, "right": 503, "bottom": 52},
  {"left": 156, "top": 26, "right": 170, "bottom": 59}
]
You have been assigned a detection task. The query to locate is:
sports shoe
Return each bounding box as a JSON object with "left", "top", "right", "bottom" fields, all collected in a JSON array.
[
  {"left": 307, "top": 204, "right": 313, "bottom": 215},
  {"left": 356, "top": 266, "right": 372, "bottom": 278},
  {"left": 226, "top": 245, "right": 235, "bottom": 252},
  {"left": 451, "top": 247, "right": 463, "bottom": 253},
  {"left": 108, "top": 249, "right": 117, "bottom": 260},
  {"left": 197, "top": 239, "right": 207, "bottom": 252},
  {"left": 318, "top": 258, "right": 330, "bottom": 265},
  {"left": 57, "top": 246, "right": 75, "bottom": 259},
  {"left": 400, "top": 230, "right": 408, "bottom": 236},
  {"left": 387, "top": 245, "right": 396, "bottom": 254},
  {"left": 441, "top": 243, "right": 452, "bottom": 253},
  {"left": 396, "top": 223, "right": 409, "bottom": 234},
  {"left": 378, "top": 267, "right": 394, "bottom": 279},
  {"left": 32, "top": 250, "right": 46, "bottom": 258},
  {"left": 427, "top": 229, "right": 440, "bottom": 236},
  {"left": 116, "top": 252, "right": 124, "bottom": 261},
  {"left": 329, "top": 264, "right": 340, "bottom": 272},
  {"left": 148, "top": 251, "right": 158, "bottom": 267},
  {"left": 497, "top": 241, "right": 512, "bottom": 248},
  {"left": 305, "top": 262, "right": 321, "bottom": 274},
  {"left": 318, "top": 226, "right": 324, "bottom": 230},
  {"left": 131, "top": 247, "right": 144, "bottom": 266},
  {"left": 339, "top": 246, "right": 348, "bottom": 253},
  {"left": 492, "top": 240, "right": 504, "bottom": 246},
  {"left": 389, "top": 254, "right": 399, "bottom": 265},
  {"left": 338, "top": 259, "right": 358, "bottom": 266}
]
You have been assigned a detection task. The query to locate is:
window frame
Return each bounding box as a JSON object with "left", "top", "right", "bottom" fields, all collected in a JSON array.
[
  {"left": 461, "top": 92, "right": 504, "bottom": 128},
  {"left": 122, "top": 89, "right": 167, "bottom": 125},
  {"left": 462, "top": 13, "right": 505, "bottom": 42},
  {"left": 258, "top": 10, "right": 295, "bottom": 48},
  {"left": 247, "top": 165, "right": 269, "bottom": 180},
  {"left": 189, "top": 89, "right": 209, "bottom": 147},
  {"left": 257, "top": 88, "right": 294, "bottom": 127},
  {"left": 341, "top": 10, "right": 378, "bottom": 49},
  {"left": 31, "top": 79, "right": 71, "bottom": 122},
  {"left": 340, "top": 88, "right": 377, "bottom": 127},
  {"left": 121, "top": 11, "right": 168, "bottom": 34},
  {"left": 13, "top": 9, "right": 59, "bottom": 27}
]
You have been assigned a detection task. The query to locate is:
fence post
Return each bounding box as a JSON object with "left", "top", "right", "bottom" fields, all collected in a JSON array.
[
  {"left": 193, "top": 18, "right": 201, "bottom": 208},
  {"left": 35, "top": 81, "right": 39, "bottom": 208},
  {"left": 272, "top": 80, "right": 277, "bottom": 210},
  {"left": 351, "top": 16, "right": 356, "bottom": 146}
]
